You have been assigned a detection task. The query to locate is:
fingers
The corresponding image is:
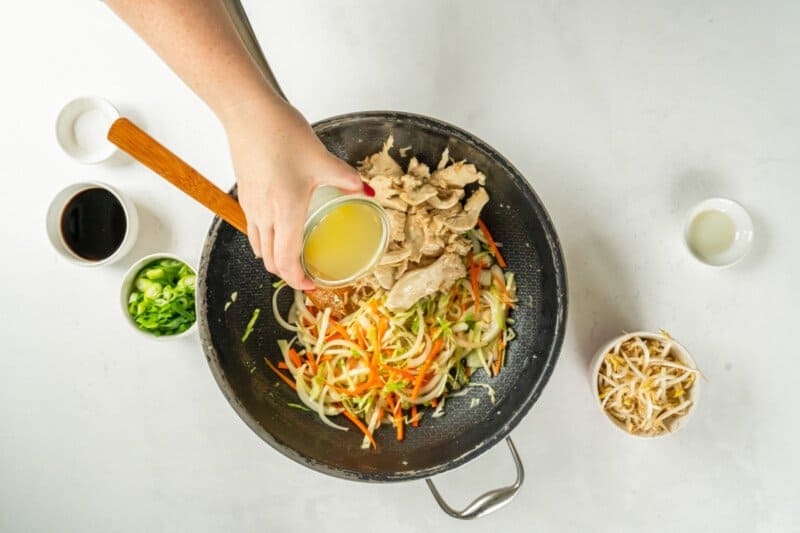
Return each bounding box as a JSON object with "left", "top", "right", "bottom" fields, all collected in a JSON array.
[
  {"left": 247, "top": 215, "right": 277, "bottom": 275},
  {"left": 259, "top": 222, "right": 277, "bottom": 275},
  {"left": 323, "top": 158, "right": 364, "bottom": 194},
  {"left": 272, "top": 210, "right": 315, "bottom": 291},
  {"left": 247, "top": 222, "right": 261, "bottom": 259}
]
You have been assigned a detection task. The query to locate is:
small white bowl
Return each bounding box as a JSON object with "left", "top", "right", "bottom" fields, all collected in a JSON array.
[
  {"left": 683, "top": 197, "right": 753, "bottom": 267},
  {"left": 45, "top": 181, "right": 139, "bottom": 266},
  {"left": 56, "top": 96, "right": 120, "bottom": 164},
  {"left": 589, "top": 331, "right": 700, "bottom": 438},
  {"left": 120, "top": 253, "right": 197, "bottom": 340}
]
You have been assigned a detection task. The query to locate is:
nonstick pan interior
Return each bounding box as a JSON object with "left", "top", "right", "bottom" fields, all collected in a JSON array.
[{"left": 197, "top": 111, "right": 567, "bottom": 481}]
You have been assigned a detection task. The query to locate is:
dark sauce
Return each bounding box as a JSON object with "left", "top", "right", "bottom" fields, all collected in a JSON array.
[{"left": 60, "top": 188, "right": 127, "bottom": 261}]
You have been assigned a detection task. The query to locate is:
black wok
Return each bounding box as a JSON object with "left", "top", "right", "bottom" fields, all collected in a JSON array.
[{"left": 197, "top": 109, "right": 566, "bottom": 514}]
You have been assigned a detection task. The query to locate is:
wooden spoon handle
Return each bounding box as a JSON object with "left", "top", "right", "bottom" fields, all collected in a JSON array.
[{"left": 107, "top": 117, "right": 247, "bottom": 234}]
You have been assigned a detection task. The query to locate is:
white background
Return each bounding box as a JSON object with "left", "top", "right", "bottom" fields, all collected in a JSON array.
[{"left": 1, "top": 1, "right": 798, "bottom": 532}]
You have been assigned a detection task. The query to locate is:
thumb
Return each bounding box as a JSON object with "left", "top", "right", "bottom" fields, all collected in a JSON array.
[{"left": 323, "top": 158, "right": 364, "bottom": 194}]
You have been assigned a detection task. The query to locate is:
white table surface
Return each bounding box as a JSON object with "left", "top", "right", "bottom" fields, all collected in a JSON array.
[{"left": 1, "top": 2, "right": 798, "bottom": 532}]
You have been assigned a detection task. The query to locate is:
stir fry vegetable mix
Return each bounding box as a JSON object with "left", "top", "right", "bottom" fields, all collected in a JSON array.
[
  {"left": 598, "top": 333, "right": 698, "bottom": 436},
  {"left": 127, "top": 259, "right": 196, "bottom": 336},
  {"left": 267, "top": 227, "right": 516, "bottom": 449}
]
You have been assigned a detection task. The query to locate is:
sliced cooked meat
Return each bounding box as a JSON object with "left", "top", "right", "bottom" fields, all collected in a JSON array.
[
  {"left": 407, "top": 157, "right": 430, "bottom": 179},
  {"left": 421, "top": 213, "right": 446, "bottom": 256},
  {"left": 426, "top": 189, "right": 464, "bottom": 209},
  {"left": 368, "top": 175, "right": 407, "bottom": 211},
  {"left": 359, "top": 137, "right": 403, "bottom": 177},
  {"left": 404, "top": 212, "right": 426, "bottom": 263},
  {"left": 394, "top": 259, "right": 409, "bottom": 279},
  {"left": 385, "top": 253, "right": 467, "bottom": 311},
  {"left": 420, "top": 235, "right": 445, "bottom": 256},
  {"left": 400, "top": 173, "right": 423, "bottom": 191},
  {"left": 431, "top": 161, "right": 486, "bottom": 188},
  {"left": 380, "top": 244, "right": 411, "bottom": 265},
  {"left": 385, "top": 209, "right": 406, "bottom": 242},
  {"left": 432, "top": 204, "right": 462, "bottom": 218},
  {"left": 436, "top": 148, "right": 450, "bottom": 170},
  {"left": 400, "top": 184, "right": 438, "bottom": 206},
  {"left": 442, "top": 187, "right": 489, "bottom": 232},
  {"left": 351, "top": 138, "right": 493, "bottom": 295},
  {"left": 373, "top": 265, "right": 396, "bottom": 290},
  {"left": 446, "top": 234, "right": 473, "bottom": 256}
]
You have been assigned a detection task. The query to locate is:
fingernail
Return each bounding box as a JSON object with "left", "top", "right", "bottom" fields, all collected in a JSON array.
[{"left": 363, "top": 183, "right": 375, "bottom": 197}]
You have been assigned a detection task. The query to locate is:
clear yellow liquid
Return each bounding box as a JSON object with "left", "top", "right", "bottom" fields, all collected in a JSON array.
[
  {"left": 303, "top": 203, "right": 383, "bottom": 282},
  {"left": 687, "top": 210, "right": 735, "bottom": 261}
]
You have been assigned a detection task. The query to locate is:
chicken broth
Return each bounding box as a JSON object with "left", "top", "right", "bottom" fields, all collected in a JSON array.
[{"left": 303, "top": 202, "right": 384, "bottom": 283}]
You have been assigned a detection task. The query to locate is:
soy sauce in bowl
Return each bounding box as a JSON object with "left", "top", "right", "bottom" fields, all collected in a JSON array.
[{"left": 60, "top": 187, "right": 127, "bottom": 261}]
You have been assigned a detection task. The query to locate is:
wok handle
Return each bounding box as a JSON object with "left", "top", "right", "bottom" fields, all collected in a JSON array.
[
  {"left": 425, "top": 437, "right": 524, "bottom": 520},
  {"left": 107, "top": 118, "right": 248, "bottom": 234},
  {"left": 223, "top": 0, "right": 287, "bottom": 102}
]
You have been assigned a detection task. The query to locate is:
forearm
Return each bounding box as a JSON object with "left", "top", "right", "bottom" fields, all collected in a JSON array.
[
  {"left": 106, "top": 0, "right": 280, "bottom": 121},
  {"left": 107, "top": 0, "right": 363, "bottom": 289}
]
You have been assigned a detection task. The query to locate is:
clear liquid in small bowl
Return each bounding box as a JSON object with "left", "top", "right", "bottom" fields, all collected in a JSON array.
[{"left": 686, "top": 209, "right": 736, "bottom": 263}]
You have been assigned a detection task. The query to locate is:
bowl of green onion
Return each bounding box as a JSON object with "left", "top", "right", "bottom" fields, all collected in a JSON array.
[{"left": 121, "top": 253, "right": 197, "bottom": 339}]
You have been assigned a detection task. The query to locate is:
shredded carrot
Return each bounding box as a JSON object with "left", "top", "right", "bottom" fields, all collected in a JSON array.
[
  {"left": 377, "top": 317, "right": 389, "bottom": 346},
  {"left": 430, "top": 397, "right": 438, "bottom": 408},
  {"left": 288, "top": 348, "right": 302, "bottom": 368},
  {"left": 264, "top": 357, "right": 296, "bottom": 390},
  {"left": 277, "top": 361, "right": 289, "bottom": 370},
  {"left": 492, "top": 339, "right": 505, "bottom": 376},
  {"left": 383, "top": 366, "right": 416, "bottom": 382},
  {"left": 355, "top": 325, "right": 368, "bottom": 350},
  {"left": 411, "top": 404, "right": 419, "bottom": 427},
  {"left": 305, "top": 351, "right": 317, "bottom": 373},
  {"left": 412, "top": 338, "right": 445, "bottom": 399},
  {"left": 332, "top": 379, "right": 380, "bottom": 397},
  {"left": 477, "top": 218, "right": 507, "bottom": 268},
  {"left": 377, "top": 407, "right": 385, "bottom": 424},
  {"left": 368, "top": 299, "right": 380, "bottom": 314},
  {"left": 371, "top": 316, "right": 388, "bottom": 376},
  {"left": 348, "top": 358, "right": 356, "bottom": 370},
  {"left": 386, "top": 393, "right": 397, "bottom": 414},
  {"left": 343, "top": 410, "right": 376, "bottom": 449},
  {"left": 329, "top": 319, "right": 351, "bottom": 341},
  {"left": 395, "top": 412, "right": 404, "bottom": 441}
]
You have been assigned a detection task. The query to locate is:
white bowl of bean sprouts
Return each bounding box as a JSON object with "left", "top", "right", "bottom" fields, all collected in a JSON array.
[{"left": 590, "top": 331, "right": 701, "bottom": 438}]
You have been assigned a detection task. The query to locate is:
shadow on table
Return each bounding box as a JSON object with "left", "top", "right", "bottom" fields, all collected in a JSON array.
[
  {"left": 735, "top": 206, "right": 769, "bottom": 272},
  {"left": 566, "top": 230, "right": 641, "bottom": 375},
  {"left": 113, "top": 203, "right": 173, "bottom": 272}
]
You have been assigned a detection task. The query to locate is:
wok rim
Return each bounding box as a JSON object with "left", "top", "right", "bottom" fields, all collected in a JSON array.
[{"left": 197, "top": 110, "right": 568, "bottom": 482}]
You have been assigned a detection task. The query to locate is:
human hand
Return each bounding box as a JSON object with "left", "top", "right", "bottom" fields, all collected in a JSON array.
[{"left": 222, "top": 97, "right": 364, "bottom": 290}]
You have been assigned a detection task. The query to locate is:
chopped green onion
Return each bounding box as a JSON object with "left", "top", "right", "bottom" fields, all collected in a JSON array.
[
  {"left": 126, "top": 258, "right": 196, "bottom": 337},
  {"left": 242, "top": 308, "right": 260, "bottom": 342},
  {"left": 287, "top": 402, "right": 311, "bottom": 411}
]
